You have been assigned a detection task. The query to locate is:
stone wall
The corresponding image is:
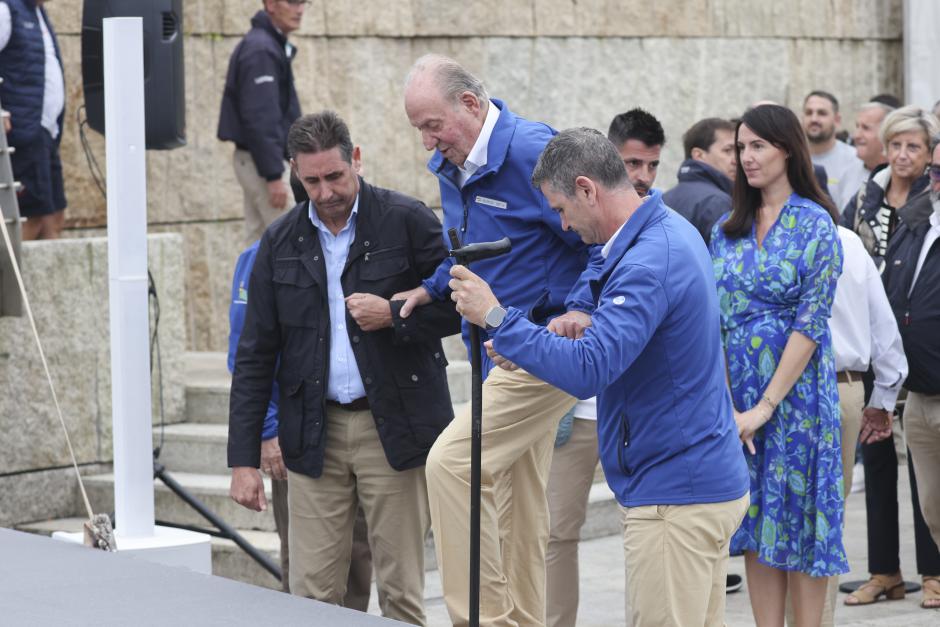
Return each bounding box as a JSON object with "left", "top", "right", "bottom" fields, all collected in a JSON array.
[
  {"left": 0, "top": 234, "right": 185, "bottom": 527},
  {"left": 45, "top": 0, "right": 903, "bottom": 351}
]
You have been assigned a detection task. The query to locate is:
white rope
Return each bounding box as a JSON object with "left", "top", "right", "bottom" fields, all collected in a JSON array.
[{"left": 0, "top": 213, "right": 95, "bottom": 521}]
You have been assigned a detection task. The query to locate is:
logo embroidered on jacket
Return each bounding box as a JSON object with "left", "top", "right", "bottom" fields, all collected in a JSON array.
[
  {"left": 253, "top": 75, "right": 275, "bottom": 85},
  {"left": 475, "top": 196, "right": 508, "bottom": 210}
]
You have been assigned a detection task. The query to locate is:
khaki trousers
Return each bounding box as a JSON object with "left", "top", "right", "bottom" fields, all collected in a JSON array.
[
  {"left": 545, "top": 418, "right": 599, "bottom": 627},
  {"left": 621, "top": 493, "right": 750, "bottom": 627},
  {"left": 904, "top": 391, "right": 940, "bottom": 548},
  {"left": 288, "top": 407, "right": 429, "bottom": 625},
  {"left": 426, "top": 367, "right": 576, "bottom": 627},
  {"left": 270, "top": 477, "right": 374, "bottom": 606},
  {"left": 232, "top": 148, "right": 287, "bottom": 246}
]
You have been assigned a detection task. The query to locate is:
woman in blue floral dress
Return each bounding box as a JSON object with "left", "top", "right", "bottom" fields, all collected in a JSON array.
[{"left": 710, "top": 104, "right": 848, "bottom": 626}]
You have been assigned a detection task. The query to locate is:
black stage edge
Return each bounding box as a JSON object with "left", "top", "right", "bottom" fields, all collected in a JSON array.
[{"left": 0, "top": 528, "right": 405, "bottom": 626}]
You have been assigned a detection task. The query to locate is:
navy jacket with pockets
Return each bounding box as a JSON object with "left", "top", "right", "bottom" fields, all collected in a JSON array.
[
  {"left": 881, "top": 190, "right": 940, "bottom": 395},
  {"left": 228, "top": 179, "right": 461, "bottom": 478},
  {"left": 217, "top": 10, "right": 301, "bottom": 181}
]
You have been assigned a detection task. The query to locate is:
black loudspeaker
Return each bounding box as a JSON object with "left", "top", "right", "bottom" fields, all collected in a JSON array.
[{"left": 81, "top": 0, "right": 186, "bottom": 150}]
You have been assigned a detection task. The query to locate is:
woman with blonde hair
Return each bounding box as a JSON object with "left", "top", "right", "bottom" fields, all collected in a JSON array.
[{"left": 842, "top": 105, "right": 940, "bottom": 269}]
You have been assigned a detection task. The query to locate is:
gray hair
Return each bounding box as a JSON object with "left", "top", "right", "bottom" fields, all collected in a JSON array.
[
  {"left": 531, "top": 128, "right": 630, "bottom": 197},
  {"left": 880, "top": 105, "right": 940, "bottom": 146},
  {"left": 857, "top": 101, "right": 895, "bottom": 117},
  {"left": 931, "top": 133, "right": 940, "bottom": 155},
  {"left": 405, "top": 54, "right": 488, "bottom": 106},
  {"left": 287, "top": 111, "right": 354, "bottom": 162}
]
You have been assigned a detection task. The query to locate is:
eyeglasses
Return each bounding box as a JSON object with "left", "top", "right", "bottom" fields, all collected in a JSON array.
[
  {"left": 280, "top": 0, "right": 310, "bottom": 5},
  {"left": 930, "top": 165, "right": 940, "bottom": 182}
]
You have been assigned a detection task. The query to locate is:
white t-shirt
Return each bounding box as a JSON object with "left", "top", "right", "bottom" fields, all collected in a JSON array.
[
  {"left": 812, "top": 140, "right": 868, "bottom": 212},
  {"left": 573, "top": 397, "right": 596, "bottom": 421}
]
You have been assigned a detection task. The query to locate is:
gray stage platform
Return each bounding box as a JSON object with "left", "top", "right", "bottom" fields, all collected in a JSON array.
[{"left": 0, "top": 528, "right": 403, "bottom": 626}]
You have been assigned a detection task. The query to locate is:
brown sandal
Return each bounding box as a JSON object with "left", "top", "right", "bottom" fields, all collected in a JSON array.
[
  {"left": 922, "top": 576, "right": 940, "bottom": 609},
  {"left": 844, "top": 573, "right": 905, "bottom": 606}
]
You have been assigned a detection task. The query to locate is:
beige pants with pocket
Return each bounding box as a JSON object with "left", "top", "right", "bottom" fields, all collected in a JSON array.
[{"left": 426, "top": 367, "right": 576, "bottom": 627}]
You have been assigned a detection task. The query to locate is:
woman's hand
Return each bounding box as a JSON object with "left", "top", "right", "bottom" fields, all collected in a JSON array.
[{"left": 734, "top": 405, "right": 772, "bottom": 455}]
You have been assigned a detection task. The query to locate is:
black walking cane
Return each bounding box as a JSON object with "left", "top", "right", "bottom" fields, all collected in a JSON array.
[{"left": 447, "top": 228, "right": 512, "bottom": 627}]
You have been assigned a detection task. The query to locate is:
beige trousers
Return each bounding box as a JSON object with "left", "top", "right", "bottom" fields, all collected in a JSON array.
[
  {"left": 545, "top": 418, "right": 599, "bottom": 627},
  {"left": 271, "top": 477, "right": 374, "bottom": 606},
  {"left": 232, "top": 148, "right": 287, "bottom": 246},
  {"left": 904, "top": 391, "right": 940, "bottom": 548},
  {"left": 621, "top": 493, "right": 750, "bottom": 627},
  {"left": 288, "top": 407, "right": 429, "bottom": 625},
  {"left": 785, "top": 378, "right": 863, "bottom": 626},
  {"left": 426, "top": 367, "right": 576, "bottom": 627}
]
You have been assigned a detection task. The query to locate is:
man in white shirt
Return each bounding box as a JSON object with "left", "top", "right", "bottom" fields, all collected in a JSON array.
[
  {"left": 803, "top": 90, "right": 869, "bottom": 210},
  {"left": 0, "top": 0, "right": 67, "bottom": 240},
  {"left": 817, "top": 225, "right": 908, "bottom": 623}
]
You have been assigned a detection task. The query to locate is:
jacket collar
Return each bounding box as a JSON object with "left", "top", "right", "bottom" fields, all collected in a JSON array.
[
  {"left": 428, "top": 99, "right": 517, "bottom": 189},
  {"left": 251, "top": 10, "right": 289, "bottom": 50},
  {"left": 288, "top": 178, "right": 378, "bottom": 281},
  {"left": 675, "top": 159, "right": 732, "bottom": 195},
  {"left": 594, "top": 190, "right": 667, "bottom": 288},
  {"left": 897, "top": 188, "right": 936, "bottom": 231}
]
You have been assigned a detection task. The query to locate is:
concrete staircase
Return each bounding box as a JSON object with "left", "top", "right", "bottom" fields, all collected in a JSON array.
[{"left": 20, "top": 346, "right": 620, "bottom": 590}]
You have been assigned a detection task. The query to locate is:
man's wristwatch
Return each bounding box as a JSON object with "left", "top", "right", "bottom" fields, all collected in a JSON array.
[{"left": 484, "top": 305, "right": 507, "bottom": 331}]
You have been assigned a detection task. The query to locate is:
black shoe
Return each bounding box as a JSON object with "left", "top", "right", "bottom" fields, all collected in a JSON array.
[{"left": 726, "top": 574, "right": 743, "bottom": 593}]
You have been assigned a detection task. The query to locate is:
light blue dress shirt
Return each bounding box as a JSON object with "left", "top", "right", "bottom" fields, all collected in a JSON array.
[{"left": 309, "top": 195, "right": 366, "bottom": 403}]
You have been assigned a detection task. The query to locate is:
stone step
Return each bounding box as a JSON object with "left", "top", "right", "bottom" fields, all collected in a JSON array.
[
  {"left": 83, "top": 472, "right": 277, "bottom": 532},
  {"left": 156, "top": 401, "right": 470, "bottom": 475},
  {"left": 19, "top": 481, "right": 620, "bottom": 592},
  {"left": 185, "top": 352, "right": 471, "bottom": 425}
]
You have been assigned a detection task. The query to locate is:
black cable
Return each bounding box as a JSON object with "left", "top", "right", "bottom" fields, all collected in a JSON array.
[
  {"left": 75, "top": 105, "right": 106, "bottom": 201},
  {"left": 148, "top": 269, "right": 166, "bottom": 460}
]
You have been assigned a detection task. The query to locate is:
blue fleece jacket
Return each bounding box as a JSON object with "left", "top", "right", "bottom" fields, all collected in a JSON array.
[
  {"left": 421, "top": 99, "right": 596, "bottom": 372},
  {"left": 490, "top": 191, "right": 749, "bottom": 507}
]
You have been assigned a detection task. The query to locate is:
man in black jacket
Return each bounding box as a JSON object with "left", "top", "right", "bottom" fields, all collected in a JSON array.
[
  {"left": 218, "top": 0, "right": 304, "bottom": 245},
  {"left": 662, "top": 118, "right": 737, "bottom": 244},
  {"left": 882, "top": 136, "right": 940, "bottom": 552},
  {"left": 228, "top": 111, "right": 460, "bottom": 624}
]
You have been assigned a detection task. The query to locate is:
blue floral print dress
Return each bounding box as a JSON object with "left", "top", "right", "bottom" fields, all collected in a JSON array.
[{"left": 709, "top": 194, "right": 849, "bottom": 577}]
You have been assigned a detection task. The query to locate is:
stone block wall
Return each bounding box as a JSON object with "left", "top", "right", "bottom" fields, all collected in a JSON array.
[
  {"left": 44, "top": 0, "right": 903, "bottom": 351},
  {"left": 0, "top": 234, "right": 185, "bottom": 527}
]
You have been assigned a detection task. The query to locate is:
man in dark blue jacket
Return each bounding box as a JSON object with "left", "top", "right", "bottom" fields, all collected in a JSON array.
[
  {"left": 400, "top": 55, "right": 595, "bottom": 625},
  {"left": 228, "top": 111, "right": 459, "bottom": 623},
  {"left": 218, "top": 0, "right": 304, "bottom": 245},
  {"left": 228, "top": 241, "right": 373, "bottom": 603},
  {"left": 881, "top": 137, "right": 940, "bottom": 549},
  {"left": 0, "top": 0, "right": 66, "bottom": 240},
  {"left": 450, "top": 128, "right": 749, "bottom": 627},
  {"left": 663, "top": 117, "right": 737, "bottom": 244}
]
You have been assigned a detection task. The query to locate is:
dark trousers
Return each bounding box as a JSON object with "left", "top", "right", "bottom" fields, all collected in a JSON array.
[
  {"left": 861, "top": 372, "right": 940, "bottom": 576},
  {"left": 862, "top": 437, "right": 940, "bottom": 575}
]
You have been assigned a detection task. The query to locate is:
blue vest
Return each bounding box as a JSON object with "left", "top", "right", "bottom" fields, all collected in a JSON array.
[{"left": 0, "top": 0, "right": 63, "bottom": 146}]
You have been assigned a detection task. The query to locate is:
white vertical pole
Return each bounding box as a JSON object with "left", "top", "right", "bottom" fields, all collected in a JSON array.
[
  {"left": 903, "top": 0, "right": 940, "bottom": 109},
  {"left": 104, "top": 17, "right": 154, "bottom": 539}
]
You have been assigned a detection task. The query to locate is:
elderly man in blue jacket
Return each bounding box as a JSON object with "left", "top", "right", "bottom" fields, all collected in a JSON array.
[
  {"left": 399, "top": 55, "right": 596, "bottom": 626},
  {"left": 450, "top": 128, "right": 750, "bottom": 627}
]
